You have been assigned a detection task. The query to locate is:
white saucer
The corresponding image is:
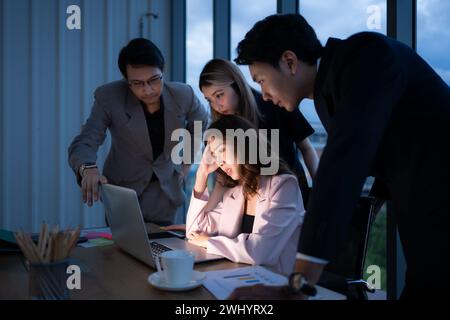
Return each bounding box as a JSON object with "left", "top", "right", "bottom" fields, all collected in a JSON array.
[{"left": 147, "top": 271, "right": 206, "bottom": 291}]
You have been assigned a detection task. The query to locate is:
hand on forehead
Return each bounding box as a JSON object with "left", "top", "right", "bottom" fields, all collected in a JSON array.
[
  {"left": 207, "top": 135, "right": 221, "bottom": 156},
  {"left": 207, "top": 135, "right": 223, "bottom": 150}
]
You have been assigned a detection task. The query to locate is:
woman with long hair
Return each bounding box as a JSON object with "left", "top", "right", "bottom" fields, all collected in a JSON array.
[
  {"left": 199, "top": 58, "right": 318, "bottom": 202},
  {"left": 185, "top": 115, "right": 304, "bottom": 275}
]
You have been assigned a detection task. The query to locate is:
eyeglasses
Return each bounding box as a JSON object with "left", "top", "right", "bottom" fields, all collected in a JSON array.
[{"left": 128, "top": 74, "right": 163, "bottom": 90}]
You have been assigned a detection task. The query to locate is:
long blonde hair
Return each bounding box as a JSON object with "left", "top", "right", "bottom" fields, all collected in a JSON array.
[{"left": 199, "top": 59, "right": 261, "bottom": 127}]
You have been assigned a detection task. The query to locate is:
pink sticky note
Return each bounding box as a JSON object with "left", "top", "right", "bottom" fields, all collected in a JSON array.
[{"left": 84, "top": 232, "right": 112, "bottom": 240}]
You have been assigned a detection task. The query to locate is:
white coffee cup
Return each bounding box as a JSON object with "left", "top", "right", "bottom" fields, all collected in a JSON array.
[{"left": 155, "top": 250, "right": 195, "bottom": 286}]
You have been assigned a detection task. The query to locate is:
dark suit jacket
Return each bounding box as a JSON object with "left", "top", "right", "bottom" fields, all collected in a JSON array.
[{"left": 298, "top": 32, "right": 450, "bottom": 289}]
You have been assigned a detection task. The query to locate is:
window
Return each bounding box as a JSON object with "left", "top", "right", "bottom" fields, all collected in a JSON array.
[
  {"left": 182, "top": 0, "right": 214, "bottom": 222},
  {"left": 417, "top": 0, "right": 450, "bottom": 85},
  {"left": 300, "top": 0, "right": 388, "bottom": 292},
  {"left": 231, "top": 0, "right": 277, "bottom": 89},
  {"left": 299, "top": 0, "right": 387, "bottom": 155},
  {"left": 300, "top": 0, "right": 386, "bottom": 43},
  {"left": 186, "top": 0, "right": 213, "bottom": 102}
]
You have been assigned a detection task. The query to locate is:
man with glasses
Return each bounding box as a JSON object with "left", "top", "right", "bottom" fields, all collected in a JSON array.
[{"left": 68, "top": 38, "right": 209, "bottom": 225}]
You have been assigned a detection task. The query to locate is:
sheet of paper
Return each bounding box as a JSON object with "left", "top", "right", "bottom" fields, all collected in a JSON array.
[
  {"left": 202, "top": 266, "right": 288, "bottom": 300},
  {"left": 78, "top": 238, "right": 114, "bottom": 248}
]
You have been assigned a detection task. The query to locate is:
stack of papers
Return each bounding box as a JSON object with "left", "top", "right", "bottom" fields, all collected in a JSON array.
[
  {"left": 202, "top": 266, "right": 288, "bottom": 300},
  {"left": 78, "top": 227, "right": 114, "bottom": 248}
]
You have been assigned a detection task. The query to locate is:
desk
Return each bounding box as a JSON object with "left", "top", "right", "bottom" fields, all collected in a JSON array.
[{"left": 0, "top": 225, "right": 345, "bottom": 300}]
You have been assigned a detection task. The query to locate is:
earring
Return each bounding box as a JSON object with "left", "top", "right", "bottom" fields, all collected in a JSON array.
[{"left": 289, "top": 62, "right": 295, "bottom": 75}]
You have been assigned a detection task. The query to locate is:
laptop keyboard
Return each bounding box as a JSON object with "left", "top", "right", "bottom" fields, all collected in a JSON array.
[{"left": 149, "top": 241, "right": 172, "bottom": 261}]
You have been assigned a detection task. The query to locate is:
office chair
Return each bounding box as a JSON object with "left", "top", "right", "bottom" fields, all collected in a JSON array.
[{"left": 300, "top": 195, "right": 380, "bottom": 300}]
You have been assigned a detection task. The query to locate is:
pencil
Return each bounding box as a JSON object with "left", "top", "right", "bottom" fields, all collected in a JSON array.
[{"left": 15, "top": 224, "right": 82, "bottom": 264}]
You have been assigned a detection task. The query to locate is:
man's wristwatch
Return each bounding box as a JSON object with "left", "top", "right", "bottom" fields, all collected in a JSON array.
[
  {"left": 288, "top": 272, "right": 317, "bottom": 297},
  {"left": 79, "top": 163, "right": 97, "bottom": 177}
]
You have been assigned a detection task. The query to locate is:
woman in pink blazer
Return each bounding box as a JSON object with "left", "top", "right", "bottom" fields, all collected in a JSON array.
[{"left": 186, "top": 115, "right": 305, "bottom": 275}]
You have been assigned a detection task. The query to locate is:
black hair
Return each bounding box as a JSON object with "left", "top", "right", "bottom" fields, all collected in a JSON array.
[
  {"left": 235, "top": 14, "right": 323, "bottom": 67},
  {"left": 118, "top": 38, "right": 165, "bottom": 78}
]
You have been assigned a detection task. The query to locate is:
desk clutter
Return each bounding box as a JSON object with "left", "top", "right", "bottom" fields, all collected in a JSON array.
[
  {"left": 78, "top": 227, "right": 114, "bottom": 248},
  {"left": 202, "top": 266, "right": 288, "bottom": 300},
  {"left": 147, "top": 264, "right": 287, "bottom": 297},
  {"left": 11, "top": 224, "right": 81, "bottom": 300},
  {"left": 1, "top": 226, "right": 347, "bottom": 300},
  {"left": 14, "top": 224, "right": 81, "bottom": 264}
]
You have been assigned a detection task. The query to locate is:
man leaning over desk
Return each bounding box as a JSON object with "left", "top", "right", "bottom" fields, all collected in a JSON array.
[
  {"left": 232, "top": 14, "right": 450, "bottom": 299},
  {"left": 68, "top": 38, "right": 209, "bottom": 226}
]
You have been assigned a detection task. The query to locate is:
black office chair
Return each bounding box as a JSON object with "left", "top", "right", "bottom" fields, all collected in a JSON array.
[{"left": 300, "top": 195, "right": 380, "bottom": 300}]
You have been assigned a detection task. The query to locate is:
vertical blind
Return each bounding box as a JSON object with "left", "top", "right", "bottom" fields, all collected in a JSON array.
[{"left": 0, "top": 0, "right": 174, "bottom": 232}]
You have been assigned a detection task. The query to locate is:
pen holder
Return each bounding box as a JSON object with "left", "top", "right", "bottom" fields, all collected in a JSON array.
[{"left": 28, "top": 259, "right": 70, "bottom": 300}]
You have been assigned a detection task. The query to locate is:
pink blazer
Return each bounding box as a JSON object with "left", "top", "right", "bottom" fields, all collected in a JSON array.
[{"left": 186, "top": 174, "right": 305, "bottom": 275}]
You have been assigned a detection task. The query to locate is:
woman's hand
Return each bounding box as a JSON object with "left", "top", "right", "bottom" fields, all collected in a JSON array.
[
  {"left": 193, "top": 145, "right": 219, "bottom": 196},
  {"left": 197, "top": 144, "right": 219, "bottom": 177},
  {"left": 187, "top": 231, "right": 210, "bottom": 248}
]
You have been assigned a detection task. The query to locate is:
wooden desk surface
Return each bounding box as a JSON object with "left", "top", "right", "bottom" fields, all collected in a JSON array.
[
  {"left": 0, "top": 253, "right": 29, "bottom": 300},
  {"left": 0, "top": 246, "right": 243, "bottom": 300},
  {"left": 0, "top": 224, "right": 345, "bottom": 300},
  {"left": 71, "top": 245, "right": 245, "bottom": 300}
]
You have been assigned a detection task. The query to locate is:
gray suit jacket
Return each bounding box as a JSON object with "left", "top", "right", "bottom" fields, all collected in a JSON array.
[{"left": 68, "top": 80, "right": 209, "bottom": 206}]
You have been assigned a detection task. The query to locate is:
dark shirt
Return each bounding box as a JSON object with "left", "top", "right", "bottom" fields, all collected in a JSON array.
[
  {"left": 253, "top": 89, "right": 314, "bottom": 192},
  {"left": 241, "top": 214, "right": 255, "bottom": 234},
  {"left": 141, "top": 98, "right": 165, "bottom": 181},
  {"left": 299, "top": 32, "right": 450, "bottom": 291},
  {"left": 240, "top": 200, "right": 255, "bottom": 233}
]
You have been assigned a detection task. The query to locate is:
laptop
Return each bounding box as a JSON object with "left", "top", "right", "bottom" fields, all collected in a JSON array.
[{"left": 100, "top": 183, "right": 224, "bottom": 268}]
